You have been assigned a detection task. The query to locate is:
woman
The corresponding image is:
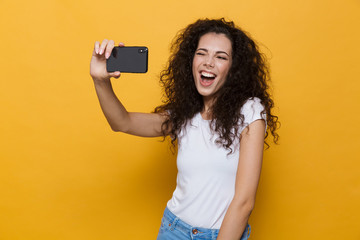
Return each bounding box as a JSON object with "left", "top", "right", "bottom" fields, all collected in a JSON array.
[{"left": 90, "top": 18, "right": 279, "bottom": 240}]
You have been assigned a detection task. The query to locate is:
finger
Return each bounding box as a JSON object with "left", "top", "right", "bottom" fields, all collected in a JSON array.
[
  {"left": 118, "top": 42, "right": 125, "bottom": 47},
  {"left": 94, "top": 41, "right": 100, "bottom": 54},
  {"left": 105, "top": 40, "right": 115, "bottom": 59},
  {"left": 99, "top": 39, "right": 109, "bottom": 55},
  {"left": 109, "top": 71, "right": 121, "bottom": 78}
]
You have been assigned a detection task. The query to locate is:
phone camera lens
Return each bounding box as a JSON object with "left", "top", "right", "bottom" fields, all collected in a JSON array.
[{"left": 139, "top": 49, "right": 144, "bottom": 53}]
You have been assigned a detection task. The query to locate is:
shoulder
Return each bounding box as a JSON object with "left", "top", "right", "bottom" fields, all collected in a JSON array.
[
  {"left": 241, "top": 97, "right": 264, "bottom": 113},
  {"left": 240, "top": 97, "right": 266, "bottom": 126}
]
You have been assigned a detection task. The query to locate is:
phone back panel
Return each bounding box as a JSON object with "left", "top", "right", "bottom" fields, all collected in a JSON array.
[{"left": 106, "top": 46, "right": 148, "bottom": 73}]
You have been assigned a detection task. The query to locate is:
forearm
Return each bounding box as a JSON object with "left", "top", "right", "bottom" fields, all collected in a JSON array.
[
  {"left": 93, "top": 78, "right": 130, "bottom": 132},
  {"left": 217, "top": 200, "right": 253, "bottom": 240}
]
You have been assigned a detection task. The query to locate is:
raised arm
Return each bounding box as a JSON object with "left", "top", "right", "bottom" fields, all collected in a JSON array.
[{"left": 90, "top": 39, "right": 169, "bottom": 137}]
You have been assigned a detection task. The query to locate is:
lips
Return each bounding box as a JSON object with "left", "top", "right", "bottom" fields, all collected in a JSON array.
[
  {"left": 199, "top": 70, "right": 216, "bottom": 87},
  {"left": 201, "top": 71, "right": 216, "bottom": 78}
]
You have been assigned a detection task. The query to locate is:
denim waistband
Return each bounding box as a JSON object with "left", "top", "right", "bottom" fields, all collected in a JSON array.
[
  {"left": 162, "top": 207, "right": 251, "bottom": 240},
  {"left": 162, "top": 207, "right": 219, "bottom": 238}
]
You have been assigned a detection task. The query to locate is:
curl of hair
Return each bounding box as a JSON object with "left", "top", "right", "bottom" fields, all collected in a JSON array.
[{"left": 154, "top": 18, "right": 280, "bottom": 153}]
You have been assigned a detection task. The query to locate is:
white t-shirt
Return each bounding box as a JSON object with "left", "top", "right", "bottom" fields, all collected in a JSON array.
[{"left": 166, "top": 97, "right": 266, "bottom": 229}]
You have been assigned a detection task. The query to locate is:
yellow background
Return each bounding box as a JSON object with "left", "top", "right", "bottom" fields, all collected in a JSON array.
[{"left": 0, "top": 0, "right": 359, "bottom": 239}]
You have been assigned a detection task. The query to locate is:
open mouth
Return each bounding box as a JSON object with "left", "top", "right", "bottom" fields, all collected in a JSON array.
[{"left": 200, "top": 71, "right": 216, "bottom": 86}]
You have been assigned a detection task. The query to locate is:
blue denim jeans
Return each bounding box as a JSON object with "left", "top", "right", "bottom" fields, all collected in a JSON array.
[{"left": 156, "top": 207, "right": 251, "bottom": 240}]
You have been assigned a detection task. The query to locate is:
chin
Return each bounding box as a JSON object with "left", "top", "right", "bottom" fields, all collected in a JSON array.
[{"left": 196, "top": 88, "right": 214, "bottom": 98}]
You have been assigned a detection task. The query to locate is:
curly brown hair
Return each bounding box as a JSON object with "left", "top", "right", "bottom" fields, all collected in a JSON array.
[{"left": 154, "top": 18, "right": 280, "bottom": 152}]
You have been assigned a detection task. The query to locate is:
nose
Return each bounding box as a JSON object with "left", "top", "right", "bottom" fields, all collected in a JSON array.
[{"left": 204, "top": 56, "right": 215, "bottom": 68}]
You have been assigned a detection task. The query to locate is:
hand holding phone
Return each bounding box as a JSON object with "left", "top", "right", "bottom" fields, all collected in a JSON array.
[
  {"left": 90, "top": 40, "right": 123, "bottom": 81},
  {"left": 106, "top": 46, "right": 148, "bottom": 73}
]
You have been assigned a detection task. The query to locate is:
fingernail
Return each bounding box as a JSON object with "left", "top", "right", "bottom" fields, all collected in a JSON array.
[
  {"left": 105, "top": 53, "right": 109, "bottom": 59},
  {"left": 99, "top": 49, "right": 102, "bottom": 54}
]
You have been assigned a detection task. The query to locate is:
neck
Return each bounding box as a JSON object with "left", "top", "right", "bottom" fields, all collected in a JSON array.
[{"left": 202, "top": 96, "right": 215, "bottom": 119}]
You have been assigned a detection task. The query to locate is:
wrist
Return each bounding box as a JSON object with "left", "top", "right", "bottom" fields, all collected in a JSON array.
[{"left": 92, "top": 77, "right": 111, "bottom": 86}]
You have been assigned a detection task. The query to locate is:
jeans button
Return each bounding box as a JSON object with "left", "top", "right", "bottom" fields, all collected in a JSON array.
[{"left": 192, "top": 229, "right": 198, "bottom": 235}]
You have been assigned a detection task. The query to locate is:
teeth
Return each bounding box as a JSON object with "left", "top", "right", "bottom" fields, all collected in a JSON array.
[{"left": 201, "top": 72, "right": 215, "bottom": 78}]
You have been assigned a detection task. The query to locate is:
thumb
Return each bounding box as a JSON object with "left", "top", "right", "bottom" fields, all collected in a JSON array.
[{"left": 109, "top": 71, "right": 121, "bottom": 78}]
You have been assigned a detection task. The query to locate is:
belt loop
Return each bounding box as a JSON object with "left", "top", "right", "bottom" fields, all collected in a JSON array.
[
  {"left": 212, "top": 229, "right": 218, "bottom": 240},
  {"left": 170, "top": 217, "right": 180, "bottom": 231}
]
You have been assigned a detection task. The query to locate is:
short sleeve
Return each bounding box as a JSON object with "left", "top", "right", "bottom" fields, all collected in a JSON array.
[{"left": 239, "top": 97, "right": 267, "bottom": 133}]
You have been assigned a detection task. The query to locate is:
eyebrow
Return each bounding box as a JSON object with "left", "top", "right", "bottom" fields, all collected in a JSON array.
[{"left": 196, "top": 48, "right": 230, "bottom": 57}]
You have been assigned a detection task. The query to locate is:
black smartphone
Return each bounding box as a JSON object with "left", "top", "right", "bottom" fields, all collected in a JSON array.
[{"left": 106, "top": 46, "right": 148, "bottom": 73}]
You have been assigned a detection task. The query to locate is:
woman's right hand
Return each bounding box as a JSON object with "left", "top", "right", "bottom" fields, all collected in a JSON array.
[{"left": 90, "top": 39, "right": 124, "bottom": 82}]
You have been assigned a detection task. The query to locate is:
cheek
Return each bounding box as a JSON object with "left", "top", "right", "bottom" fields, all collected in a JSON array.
[
  {"left": 223, "top": 61, "right": 232, "bottom": 76},
  {"left": 217, "top": 68, "right": 231, "bottom": 87},
  {"left": 192, "top": 56, "right": 200, "bottom": 67},
  {"left": 219, "top": 63, "right": 231, "bottom": 77},
  {"left": 192, "top": 58, "right": 199, "bottom": 77}
]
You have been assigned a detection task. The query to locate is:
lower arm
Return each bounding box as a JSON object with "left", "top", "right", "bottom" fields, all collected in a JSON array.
[
  {"left": 93, "top": 79, "right": 129, "bottom": 131},
  {"left": 217, "top": 200, "right": 253, "bottom": 240}
]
